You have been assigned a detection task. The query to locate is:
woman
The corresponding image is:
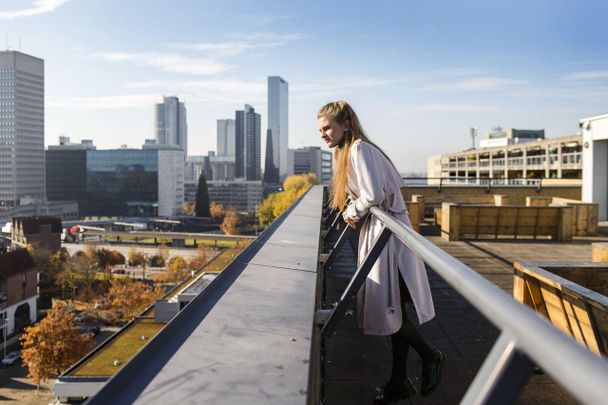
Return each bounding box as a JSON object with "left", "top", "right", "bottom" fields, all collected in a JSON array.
[{"left": 318, "top": 101, "right": 444, "bottom": 404}]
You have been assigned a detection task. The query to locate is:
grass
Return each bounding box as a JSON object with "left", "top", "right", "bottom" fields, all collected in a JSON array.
[{"left": 69, "top": 318, "right": 164, "bottom": 377}]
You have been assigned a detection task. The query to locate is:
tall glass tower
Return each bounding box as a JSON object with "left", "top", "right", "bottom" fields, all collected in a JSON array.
[{"left": 265, "top": 76, "right": 288, "bottom": 184}]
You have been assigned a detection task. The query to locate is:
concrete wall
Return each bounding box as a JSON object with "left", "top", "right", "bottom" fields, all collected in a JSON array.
[{"left": 582, "top": 113, "right": 608, "bottom": 221}]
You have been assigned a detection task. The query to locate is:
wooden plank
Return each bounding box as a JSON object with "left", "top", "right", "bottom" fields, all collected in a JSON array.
[
  {"left": 526, "top": 277, "right": 550, "bottom": 319},
  {"left": 540, "top": 284, "right": 573, "bottom": 335}
]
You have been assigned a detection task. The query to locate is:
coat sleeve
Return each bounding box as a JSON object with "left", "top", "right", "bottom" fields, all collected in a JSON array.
[{"left": 345, "top": 142, "right": 385, "bottom": 218}]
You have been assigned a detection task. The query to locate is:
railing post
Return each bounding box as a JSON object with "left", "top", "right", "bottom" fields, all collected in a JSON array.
[
  {"left": 322, "top": 223, "right": 353, "bottom": 271},
  {"left": 461, "top": 332, "right": 534, "bottom": 405},
  {"left": 320, "top": 226, "right": 393, "bottom": 337}
]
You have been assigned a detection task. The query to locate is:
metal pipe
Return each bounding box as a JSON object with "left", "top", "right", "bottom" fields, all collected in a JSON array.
[{"left": 369, "top": 206, "right": 608, "bottom": 405}]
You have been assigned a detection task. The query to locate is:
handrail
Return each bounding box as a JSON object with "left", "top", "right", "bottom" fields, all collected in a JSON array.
[{"left": 368, "top": 206, "right": 608, "bottom": 404}]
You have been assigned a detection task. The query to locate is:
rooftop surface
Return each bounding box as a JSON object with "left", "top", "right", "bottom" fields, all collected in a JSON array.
[{"left": 323, "top": 222, "right": 606, "bottom": 404}]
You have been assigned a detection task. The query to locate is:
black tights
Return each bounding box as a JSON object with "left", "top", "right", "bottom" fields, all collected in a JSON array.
[{"left": 389, "top": 274, "right": 435, "bottom": 384}]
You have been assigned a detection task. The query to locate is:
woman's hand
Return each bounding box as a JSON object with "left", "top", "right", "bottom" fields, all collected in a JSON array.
[{"left": 343, "top": 211, "right": 360, "bottom": 229}]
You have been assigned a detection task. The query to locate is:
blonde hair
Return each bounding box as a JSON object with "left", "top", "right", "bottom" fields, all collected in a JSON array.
[{"left": 317, "top": 100, "right": 393, "bottom": 210}]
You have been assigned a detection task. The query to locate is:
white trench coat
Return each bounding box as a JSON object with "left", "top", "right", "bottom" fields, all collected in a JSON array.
[{"left": 344, "top": 139, "right": 435, "bottom": 336}]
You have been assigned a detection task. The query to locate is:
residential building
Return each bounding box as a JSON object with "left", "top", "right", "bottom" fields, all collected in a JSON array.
[
  {"left": 235, "top": 105, "right": 261, "bottom": 181},
  {"left": 292, "top": 146, "right": 332, "bottom": 182},
  {"left": 0, "top": 249, "right": 37, "bottom": 336},
  {"left": 11, "top": 216, "right": 62, "bottom": 251},
  {"left": 0, "top": 51, "right": 45, "bottom": 209},
  {"left": 265, "top": 76, "right": 289, "bottom": 183},
  {"left": 155, "top": 96, "right": 187, "bottom": 156}
]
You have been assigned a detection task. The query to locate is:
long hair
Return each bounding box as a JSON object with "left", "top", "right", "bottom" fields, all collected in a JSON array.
[{"left": 317, "top": 100, "right": 394, "bottom": 210}]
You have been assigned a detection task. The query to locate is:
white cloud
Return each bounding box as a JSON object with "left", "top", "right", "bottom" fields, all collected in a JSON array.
[
  {"left": 422, "top": 76, "right": 526, "bottom": 92},
  {"left": 413, "top": 103, "right": 504, "bottom": 113},
  {"left": 0, "top": 0, "right": 69, "bottom": 20},
  {"left": 562, "top": 70, "right": 608, "bottom": 81},
  {"left": 90, "top": 52, "right": 232, "bottom": 76},
  {"left": 173, "top": 33, "right": 303, "bottom": 57},
  {"left": 47, "top": 94, "right": 160, "bottom": 109}
]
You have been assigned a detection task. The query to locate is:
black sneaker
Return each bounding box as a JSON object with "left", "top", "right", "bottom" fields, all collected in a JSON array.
[
  {"left": 372, "top": 377, "right": 417, "bottom": 404},
  {"left": 420, "top": 349, "right": 445, "bottom": 397}
]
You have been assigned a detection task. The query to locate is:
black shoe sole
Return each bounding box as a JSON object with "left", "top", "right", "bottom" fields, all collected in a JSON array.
[{"left": 421, "top": 351, "right": 445, "bottom": 397}]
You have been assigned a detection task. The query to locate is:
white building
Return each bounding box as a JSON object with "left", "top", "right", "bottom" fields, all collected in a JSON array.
[
  {"left": 581, "top": 113, "right": 608, "bottom": 221},
  {"left": 427, "top": 128, "right": 582, "bottom": 186},
  {"left": 265, "top": 76, "right": 289, "bottom": 183},
  {"left": 0, "top": 51, "right": 45, "bottom": 209},
  {"left": 217, "top": 119, "right": 236, "bottom": 157},
  {"left": 155, "top": 96, "right": 188, "bottom": 156}
]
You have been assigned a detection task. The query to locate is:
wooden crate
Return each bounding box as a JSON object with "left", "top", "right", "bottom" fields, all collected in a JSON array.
[{"left": 513, "top": 262, "right": 608, "bottom": 356}]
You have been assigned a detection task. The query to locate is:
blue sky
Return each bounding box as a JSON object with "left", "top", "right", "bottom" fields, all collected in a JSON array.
[{"left": 2, "top": 0, "right": 607, "bottom": 172}]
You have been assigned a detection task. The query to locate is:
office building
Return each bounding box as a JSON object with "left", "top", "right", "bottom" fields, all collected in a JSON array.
[
  {"left": 292, "top": 147, "right": 332, "bottom": 182},
  {"left": 0, "top": 51, "right": 45, "bottom": 209},
  {"left": 0, "top": 249, "right": 38, "bottom": 336},
  {"left": 265, "top": 76, "right": 289, "bottom": 183},
  {"left": 427, "top": 128, "right": 582, "bottom": 186},
  {"left": 46, "top": 140, "right": 184, "bottom": 217},
  {"left": 155, "top": 96, "right": 188, "bottom": 156},
  {"left": 217, "top": 119, "right": 236, "bottom": 157},
  {"left": 235, "top": 105, "right": 261, "bottom": 181}
]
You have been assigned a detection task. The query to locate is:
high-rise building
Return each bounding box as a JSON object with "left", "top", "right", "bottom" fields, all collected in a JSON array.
[
  {"left": 155, "top": 96, "right": 188, "bottom": 156},
  {"left": 0, "top": 51, "right": 45, "bottom": 209},
  {"left": 217, "top": 119, "right": 236, "bottom": 156},
  {"left": 265, "top": 76, "right": 288, "bottom": 183},
  {"left": 235, "top": 105, "right": 261, "bottom": 181}
]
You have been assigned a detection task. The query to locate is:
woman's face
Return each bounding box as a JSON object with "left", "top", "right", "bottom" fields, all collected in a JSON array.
[{"left": 318, "top": 116, "right": 346, "bottom": 148}]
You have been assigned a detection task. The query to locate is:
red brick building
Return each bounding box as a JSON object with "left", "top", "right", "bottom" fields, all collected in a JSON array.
[{"left": 0, "top": 249, "right": 38, "bottom": 336}]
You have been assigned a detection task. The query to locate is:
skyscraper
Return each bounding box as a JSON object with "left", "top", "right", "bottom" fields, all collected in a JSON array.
[
  {"left": 235, "top": 105, "right": 261, "bottom": 181},
  {"left": 217, "top": 119, "right": 236, "bottom": 156},
  {"left": 0, "top": 51, "right": 45, "bottom": 209},
  {"left": 266, "top": 76, "right": 288, "bottom": 184},
  {"left": 155, "top": 96, "right": 188, "bottom": 156}
]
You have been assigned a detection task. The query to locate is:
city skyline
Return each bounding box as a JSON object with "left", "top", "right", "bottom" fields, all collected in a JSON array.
[{"left": 1, "top": 1, "right": 607, "bottom": 172}]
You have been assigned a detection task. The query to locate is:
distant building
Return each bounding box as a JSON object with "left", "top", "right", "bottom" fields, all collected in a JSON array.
[
  {"left": 292, "top": 147, "right": 332, "bottom": 182},
  {"left": 479, "top": 127, "right": 545, "bottom": 148},
  {"left": 155, "top": 96, "right": 188, "bottom": 156},
  {"left": 11, "top": 216, "right": 62, "bottom": 251},
  {"left": 427, "top": 130, "right": 582, "bottom": 186},
  {"left": 0, "top": 51, "right": 45, "bottom": 209},
  {"left": 217, "top": 119, "right": 236, "bottom": 157},
  {"left": 265, "top": 76, "right": 289, "bottom": 183},
  {"left": 207, "top": 180, "right": 263, "bottom": 213},
  {"left": 235, "top": 105, "right": 261, "bottom": 181},
  {"left": 0, "top": 249, "right": 38, "bottom": 336},
  {"left": 46, "top": 140, "right": 184, "bottom": 217},
  {"left": 185, "top": 155, "right": 212, "bottom": 183},
  {"left": 210, "top": 155, "right": 236, "bottom": 181}
]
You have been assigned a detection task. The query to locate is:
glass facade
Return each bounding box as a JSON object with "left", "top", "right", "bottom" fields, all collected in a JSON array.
[{"left": 86, "top": 150, "right": 159, "bottom": 217}]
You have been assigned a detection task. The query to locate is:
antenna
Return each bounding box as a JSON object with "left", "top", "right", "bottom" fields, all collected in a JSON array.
[{"left": 470, "top": 127, "right": 478, "bottom": 149}]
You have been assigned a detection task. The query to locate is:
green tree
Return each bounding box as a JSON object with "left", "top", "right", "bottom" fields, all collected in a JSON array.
[{"left": 195, "top": 174, "right": 211, "bottom": 217}]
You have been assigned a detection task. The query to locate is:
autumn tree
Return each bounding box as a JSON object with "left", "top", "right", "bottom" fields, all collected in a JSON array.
[
  {"left": 157, "top": 243, "right": 169, "bottom": 264},
  {"left": 220, "top": 209, "right": 241, "bottom": 235},
  {"left": 183, "top": 201, "right": 195, "bottom": 215},
  {"left": 106, "top": 278, "right": 164, "bottom": 320},
  {"left": 128, "top": 247, "right": 147, "bottom": 267},
  {"left": 210, "top": 202, "right": 226, "bottom": 221},
  {"left": 188, "top": 245, "right": 213, "bottom": 271},
  {"left": 156, "top": 256, "right": 190, "bottom": 284},
  {"left": 20, "top": 302, "right": 96, "bottom": 391},
  {"left": 26, "top": 242, "right": 66, "bottom": 289},
  {"left": 256, "top": 173, "right": 317, "bottom": 227},
  {"left": 195, "top": 174, "right": 211, "bottom": 217}
]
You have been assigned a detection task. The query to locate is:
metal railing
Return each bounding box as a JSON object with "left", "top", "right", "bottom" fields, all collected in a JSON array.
[{"left": 318, "top": 206, "right": 608, "bottom": 404}]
